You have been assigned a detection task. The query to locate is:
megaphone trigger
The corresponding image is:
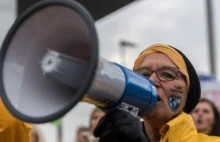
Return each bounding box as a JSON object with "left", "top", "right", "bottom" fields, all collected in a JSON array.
[{"left": 117, "top": 102, "right": 139, "bottom": 117}]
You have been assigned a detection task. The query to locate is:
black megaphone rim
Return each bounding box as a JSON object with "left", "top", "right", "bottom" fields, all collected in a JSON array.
[{"left": 0, "top": 0, "right": 98, "bottom": 123}]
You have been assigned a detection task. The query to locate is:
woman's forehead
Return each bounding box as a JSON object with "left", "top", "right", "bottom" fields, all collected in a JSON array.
[
  {"left": 139, "top": 53, "right": 177, "bottom": 69},
  {"left": 197, "top": 101, "right": 212, "bottom": 109}
]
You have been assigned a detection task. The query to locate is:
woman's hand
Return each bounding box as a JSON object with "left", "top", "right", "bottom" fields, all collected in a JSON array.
[{"left": 93, "top": 109, "right": 148, "bottom": 142}]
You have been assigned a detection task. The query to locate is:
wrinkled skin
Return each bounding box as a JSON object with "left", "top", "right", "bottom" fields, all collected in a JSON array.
[{"left": 139, "top": 53, "right": 188, "bottom": 140}]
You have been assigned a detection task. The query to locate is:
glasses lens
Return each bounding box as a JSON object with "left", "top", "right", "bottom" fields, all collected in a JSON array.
[
  {"left": 135, "top": 68, "right": 151, "bottom": 79},
  {"left": 157, "top": 67, "right": 177, "bottom": 81}
]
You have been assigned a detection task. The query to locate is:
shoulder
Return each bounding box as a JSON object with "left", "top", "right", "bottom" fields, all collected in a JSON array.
[
  {"left": 0, "top": 98, "right": 31, "bottom": 131},
  {"left": 198, "top": 133, "right": 220, "bottom": 142}
]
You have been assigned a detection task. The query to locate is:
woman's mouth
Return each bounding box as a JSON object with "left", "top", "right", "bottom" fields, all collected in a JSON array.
[
  {"left": 157, "top": 96, "right": 161, "bottom": 101},
  {"left": 197, "top": 119, "right": 203, "bottom": 124}
]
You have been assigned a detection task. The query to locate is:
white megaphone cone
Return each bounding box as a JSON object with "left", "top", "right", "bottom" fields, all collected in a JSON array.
[{"left": 0, "top": 0, "right": 157, "bottom": 123}]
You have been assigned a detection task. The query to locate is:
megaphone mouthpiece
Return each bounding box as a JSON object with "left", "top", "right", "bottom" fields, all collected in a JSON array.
[{"left": 41, "top": 50, "right": 87, "bottom": 89}]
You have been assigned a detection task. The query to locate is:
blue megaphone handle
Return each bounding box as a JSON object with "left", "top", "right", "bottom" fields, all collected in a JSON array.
[{"left": 112, "top": 64, "right": 157, "bottom": 117}]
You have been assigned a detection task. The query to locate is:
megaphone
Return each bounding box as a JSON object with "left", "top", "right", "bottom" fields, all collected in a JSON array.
[{"left": 0, "top": 0, "right": 157, "bottom": 123}]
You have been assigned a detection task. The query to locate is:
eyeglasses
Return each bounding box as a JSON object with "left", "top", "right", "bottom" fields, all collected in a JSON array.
[{"left": 134, "top": 66, "right": 185, "bottom": 82}]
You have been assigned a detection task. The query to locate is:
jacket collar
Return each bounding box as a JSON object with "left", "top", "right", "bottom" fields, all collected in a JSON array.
[{"left": 159, "top": 112, "right": 197, "bottom": 141}]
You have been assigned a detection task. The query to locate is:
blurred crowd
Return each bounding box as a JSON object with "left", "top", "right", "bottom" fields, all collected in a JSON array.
[
  {"left": 29, "top": 107, "right": 105, "bottom": 142},
  {"left": 73, "top": 98, "right": 220, "bottom": 142},
  {"left": 74, "top": 97, "right": 220, "bottom": 141},
  {"left": 0, "top": 96, "right": 220, "bottom": 142},
  {"left": 75, "top": 107, "right": 105, "bottom": 142}
]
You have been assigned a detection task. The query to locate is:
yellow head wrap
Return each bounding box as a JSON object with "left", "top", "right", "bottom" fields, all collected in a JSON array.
[{"left": 133, "top": 43, "right": 190, "bottom": 90}]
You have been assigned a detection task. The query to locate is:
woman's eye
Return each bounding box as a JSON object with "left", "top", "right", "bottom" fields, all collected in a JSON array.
[
  {"left": 142, "top": 73, "right": 151, "bottom": 78},
  {"left": 161, "top": 72, "right": 175, "bottom": 79},
  {"left": 137, "top": 71, "right": 151, "bottom": 78},
  {"left": 203, "top": 109, "right": 210, "bottom": 114},
  {"left": 193, "top": 109, "right": 199, "bottom": 113}
]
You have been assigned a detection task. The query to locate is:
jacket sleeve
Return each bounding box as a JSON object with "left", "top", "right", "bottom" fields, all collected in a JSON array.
[
  {"left": 214, "top": 138, "right": 220, "bottom": 142},
  {"left": 197, "top": 133, "right": 220, "bottom": 142},
  {"left": 0, "top": 98, "right": 32, "bottom": 142}
]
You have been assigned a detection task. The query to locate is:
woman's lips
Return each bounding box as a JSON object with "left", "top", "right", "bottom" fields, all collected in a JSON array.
[
  {"left": 157, "top": 95, "right": 161, "bottom": 101},
  {"left": 197, "top": 119, "right": 203, "bottom": 124}
]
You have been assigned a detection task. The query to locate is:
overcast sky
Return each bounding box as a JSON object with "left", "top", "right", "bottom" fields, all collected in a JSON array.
[
  {"left": 64, "top": 0, "right": 220, "bottom": 141},
  {"left": 96, "top": 0, "right": 220, "bottom": 78}
]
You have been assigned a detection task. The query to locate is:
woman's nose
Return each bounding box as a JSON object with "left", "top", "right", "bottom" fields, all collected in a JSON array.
[
  {"left": 197, "top": 110, "right": 203, "bottom": 117},
  {"left": 149, "top": 72, "right": 159, "bottom": 82},
  {"left": 149, "top": 72, "right": 160, "bottom": 87}
]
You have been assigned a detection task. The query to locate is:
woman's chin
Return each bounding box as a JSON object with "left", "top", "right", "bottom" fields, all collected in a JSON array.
[
  {"left": 148, "top": 106, "right": 164, "bottom": 118},
  {"left": 196, "top": 126, "right": 206, "bottom": 131}
]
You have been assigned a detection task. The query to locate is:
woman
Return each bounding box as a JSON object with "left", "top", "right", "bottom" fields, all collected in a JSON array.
[
  {"left": 191, "top": 98, "right": 220, "bottom": 136},
  {"left": 77, "top": 107, "right": 105, "bottom": 142},
  {"left": 75, "top": 126, "right": 89, "bottom": 142},
  {"left": 93, "top": 44, "right": 220, "bottom": 142},
  {"left": 89, "top": 107, "right": 105, "bottom": 134},
  {"left": 31, "top": 125, "right": 44, "bottom": 142}
]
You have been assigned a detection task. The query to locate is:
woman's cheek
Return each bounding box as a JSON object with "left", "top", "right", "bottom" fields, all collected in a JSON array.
[{"left": 167, "top": 85, "right": 184, "bottom": 112}]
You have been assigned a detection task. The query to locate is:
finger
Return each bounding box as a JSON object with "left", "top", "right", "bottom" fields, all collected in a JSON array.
[
  {"left": 107, "top": 109, "right": 128, "bottom": 119},
  {"left": 93, "top": 109, "right": 125, "bottom": 137},
  {"left": 114, "top": 115, "right": 140, "bottom": 126},
  {"left": 93, "top": 116, "right": 112, "bottom": 137},
  {"left": 99, "top": 129, "right": 119, "bottom": 142}
]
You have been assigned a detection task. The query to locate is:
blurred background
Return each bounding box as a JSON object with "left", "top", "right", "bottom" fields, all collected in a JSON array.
[{"left": 0, "top": 0, "right": 220, "bottom": 142}]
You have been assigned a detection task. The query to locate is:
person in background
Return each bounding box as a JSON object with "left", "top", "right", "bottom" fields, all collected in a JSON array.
[
  {"left": 89, "top": 107, "right": 105, "bottom": 134},
  {"left": 75, "top": 126, "right": 89, "bottom": 142},
  {"left": 191, "top": 98, "right": 220, "bottom": 136},
  {"left": 31, "top": 125, "right": 44, "bottom": 142},
  {"left": 0, "top": 98, "right": 32, "bottom": 142},
  {"left": 93, "top": 43, "right": 220, "bottom": 142},
  {"left": 75, "top": 107, "right": 105, "bottom": 142}
]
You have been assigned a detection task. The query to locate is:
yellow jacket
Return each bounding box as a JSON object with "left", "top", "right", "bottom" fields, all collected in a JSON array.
[
  {"left": 159, "top": 112, "right": 220, "bottom": 142},
  {"left": 0, "top": 98, "right": 31, "bottom": 142}
]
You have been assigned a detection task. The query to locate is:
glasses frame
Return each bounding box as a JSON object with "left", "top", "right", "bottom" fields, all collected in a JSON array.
[{"left": 134, "top": 66, "right": 186, "bottom": 82}]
